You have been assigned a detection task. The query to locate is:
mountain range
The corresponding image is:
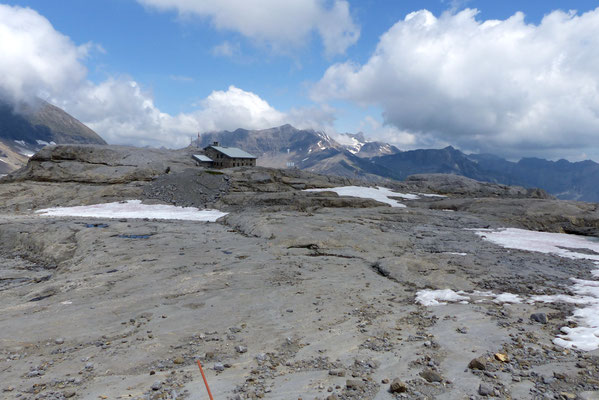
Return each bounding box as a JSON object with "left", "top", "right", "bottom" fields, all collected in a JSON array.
[
  {"left": 0, "top": 99, "right": 105, "bottom": 174},
  {"left": 195, "top": 125, "right": 599, "bottom": 202},
  {"left": 2, "top": 98, "right": 598, "bottom": 202}
]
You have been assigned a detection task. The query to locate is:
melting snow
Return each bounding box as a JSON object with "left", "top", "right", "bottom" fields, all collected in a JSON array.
[
  {"left": 35, "top": 200, "right": 227, "bottom": 222},
  {"left": 417, "top": 289, "right": 525, "bottom": 306},
  {"left": 493, "top": 293, "right": 522, "bottom": 303},
  {"left": 393, "top": 193, "right": 420, "bottom": 200},
  {"left": 475, "top": 227, "right": 599, "bottom": 351},
  {"left": 474, "top": 228, "right": 599, "bottom": 261},
  {"left": 418, "top": 193, "right": 448, "bottom": 198},
  {"left": 415, "top": 289, "right": 469, "bottom": 306},
  {"left": 304, "top": 186, "right": 415, "bottom": 207}
]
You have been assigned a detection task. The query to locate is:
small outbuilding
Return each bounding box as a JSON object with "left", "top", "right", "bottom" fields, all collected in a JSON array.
[
  {"left": 203, "top": 142, "right": 257, "bottom": 168},
  {"left": 192, "top": 154, "right": 214, "bottom": 167}
]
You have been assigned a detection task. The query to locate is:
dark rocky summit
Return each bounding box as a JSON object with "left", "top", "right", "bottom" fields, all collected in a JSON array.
[
  {"left": 0, "top": 99, "right": 105, "bottom": 145},
  {"left": 0, "top": 99, "right": 105, "bottom": 174},
  {"left": 1, "top": 144, "right": 598, "bottom": 399}
]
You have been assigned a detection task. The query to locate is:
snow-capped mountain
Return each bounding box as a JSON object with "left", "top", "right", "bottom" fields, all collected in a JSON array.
[
  {"left": 193, "top": 124, "right": 400, "bottom": 180},
  {"left": 341, "top": 132, "right": 400, "bottom": 158}
]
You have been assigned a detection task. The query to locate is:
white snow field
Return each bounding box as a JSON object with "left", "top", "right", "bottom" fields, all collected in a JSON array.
[
  {"left": 36, "top": 200, "right": 228, "bottom": 222},
  {"left": 476, "top": 228, "right": 599, "bottom": 351},
  {"left": 304, "top": 186, "right": 411, "bottom": 207}
]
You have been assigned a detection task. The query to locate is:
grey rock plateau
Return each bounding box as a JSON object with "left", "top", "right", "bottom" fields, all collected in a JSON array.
[{"left": 1, "top": 144, "right": 599, "bottom": 400}]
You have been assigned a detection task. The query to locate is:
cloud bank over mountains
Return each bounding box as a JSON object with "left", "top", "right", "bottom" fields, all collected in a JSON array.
[
  {"left": 2, "top": 3, "right": 599, "bottom": 160},
  {"left": 0, "top": 4, "right": 333, "bottom": 148},
  {"left": 313, "top": 7, "right": 599, "bottom": 159}
]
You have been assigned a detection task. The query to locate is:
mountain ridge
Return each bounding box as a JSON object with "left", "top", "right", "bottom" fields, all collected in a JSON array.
[
  {"left": 195, "top": 124, "right": 599, "bottom": 202},
  {"left": 0, "top": 99, "right": 106, "bottom": 174}
]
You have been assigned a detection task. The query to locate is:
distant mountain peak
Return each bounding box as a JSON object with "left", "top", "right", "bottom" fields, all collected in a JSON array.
[{"left": 0, "top": 98, "right": 105, "bottom": 174}]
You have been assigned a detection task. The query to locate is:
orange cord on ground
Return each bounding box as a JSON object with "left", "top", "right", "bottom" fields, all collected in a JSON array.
[{"left": 196, "top": 360, "right": 215, "bottom": 400}]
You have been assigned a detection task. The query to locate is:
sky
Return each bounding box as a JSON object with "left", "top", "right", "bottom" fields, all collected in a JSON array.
[{"left": 1, "top": 0, "right": 599, "bottom": 161}]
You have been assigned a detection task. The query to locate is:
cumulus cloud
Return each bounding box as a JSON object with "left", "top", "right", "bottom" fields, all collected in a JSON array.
[
  {"left": 137, "top": 0, "right": 359, "bottom": 56},
  {"left": 358, "top": 116, "right": 418, "bottom": 148},
  {"left": 0, "top": 5, "right": 334, "bottom": 148},
  {"left": 0, "top": 4, "right": 89, "bottom": 104},
  {"left": 60, "top": 80, "right": 334, "bottom": 148},
  {"left": 312, "top": 8, "right": 599, "bottom": 159}
]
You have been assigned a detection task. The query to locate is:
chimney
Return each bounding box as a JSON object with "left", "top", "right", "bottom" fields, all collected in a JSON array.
[{"left": 213, "top": 141, "right": 219, "bottom": 146}]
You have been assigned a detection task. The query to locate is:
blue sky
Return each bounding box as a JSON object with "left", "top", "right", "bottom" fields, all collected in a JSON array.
[{"left": 2, "top": 1, "right": 599, "bottom": 160}]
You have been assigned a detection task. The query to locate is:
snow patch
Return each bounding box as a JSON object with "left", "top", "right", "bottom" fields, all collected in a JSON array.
[
  {"left": 35, "top": 200, "right": 227, "bottom": 222},
  {"left": 418, "top": 193, "right": 448, "bottom": 198},
  {"left": 493, "top": 293, "right": 522, "bottom": 303},
  {"left": 417, "top": 289, "right": 526, "bottom": 306},
  {"left": 13, "top": 140, "right": 26, "bottom": 146},
  {"left": 415, "top": 289, "right": 469, "bottom": 306},
  {"left": 392, "top": 192, "right": 420, "bottom": 200},
  {"left": 474, "top": 228, "right": 599, "bottom": 261},
  {"left": 36, "top": 140, "right": 50, "bottom": 146},
  {"left": 304, "top": 186, "right": 407, "bottom": 207},
  {"left": 476, "top": 227, "right": 599, "bottom": 351}
]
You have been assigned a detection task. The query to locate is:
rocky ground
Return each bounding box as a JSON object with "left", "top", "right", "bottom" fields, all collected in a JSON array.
[{"left": 1, "top": 145, "right": 598, "bottom": 400}]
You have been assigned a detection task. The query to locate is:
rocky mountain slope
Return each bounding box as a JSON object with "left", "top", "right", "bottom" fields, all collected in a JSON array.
[
  {"left": 371, "top": 148, "right": 599, "bottom": 202},
  {"left": 0, "top": 99, "right": 106, "bottom": 174},
  {"left": 194, "top": 125, "right": 400, "bottom": 181},
  {"left": 196, "top": 125, "right": 599, "bottom": 202},
  {"left": 1, "top": 144, "right": 599, "bottom": 399}
]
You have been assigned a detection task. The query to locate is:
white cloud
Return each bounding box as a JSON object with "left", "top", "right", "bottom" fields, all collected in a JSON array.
[
  {"left": 0, "top": 5, "right": 334, "bottom": 148},
  {"left": 312, "top": 8, "right": 599, "bottom": 159},
  {"left": 0, "top": 4, "right": 88, "bottom": 103},
  {"left": 193, "top": 85, "right": 286, "bottom": 133},
  {"left": 61, "top": 81, "right": 334, "bottom": 148},
  {"left": 137, "top": 0, "right": 359, "bottom": 56},
  {"left": 359, "top": 116, "right": 418, "bottom": 148}
]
